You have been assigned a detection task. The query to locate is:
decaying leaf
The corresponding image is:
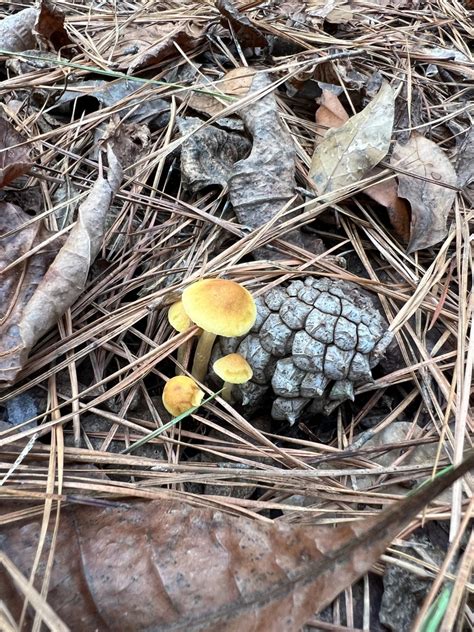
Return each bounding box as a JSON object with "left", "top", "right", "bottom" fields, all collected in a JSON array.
[
  {"left": 179, "top": 117, "right": 250, "bottom": 192},
  {"left": 1, "top": 452, "right": 472, "bottom": 631},
  {"left": 217, "top": 0, "right": 267, "bottom": 48},
  {"left": 187, "top": 66, "right": 256, "bottom": 118},
  {"left": 306, "top": 0, "right": 353, "bottom": 24},
  {"left": 391, "top": 134, "right": 457, "bottom": 253},
  {"left": 455, "top": 125, "right": 474, "bottom": 189},
  {"left": 310, "top": 82, "right": 395, "bottom": 196},
  {"left": 313, "top": 89, "right": 410, "bottom": 240},
  {"left": 0, "top": 117, "right": 32, "bottom": 188},
  {"left": 314, "top": 89, "right": 348, "bottom": 143},
  {"left": 228, "top": 73, "right": 319, "bottom": 255},
  {"left": 115, "top": 20, "right": 205, "bottom": 74},
  {"left": 0, "top": 0, "right": 72, "bottom": 54},
  {"left": 0, "top": 145, "right": 122, "bottom": 387},
  {"left": 52, "top": 79, "right": 170, "bottom": 129}
]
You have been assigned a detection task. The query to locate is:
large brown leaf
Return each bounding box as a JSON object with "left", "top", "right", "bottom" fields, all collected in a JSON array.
[
  {"left": 0, "top": 116, "right": 32, "bottom": 188},
  {"left": 1, "top": 452, "right": 472, "bottom": 631},
  {"left": 217, "top": 0, "right": 267, "bottom": 48},
  {"left": 0, "top": 145, "right": 122, "bottom": 387},
  {"left": 391, "top": 134, "right": 457, "bottom": 253}
]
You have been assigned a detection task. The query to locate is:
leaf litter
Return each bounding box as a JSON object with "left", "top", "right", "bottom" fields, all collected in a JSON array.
[{"left": 0, "top": 1, "right": 472, "bottom": 631}]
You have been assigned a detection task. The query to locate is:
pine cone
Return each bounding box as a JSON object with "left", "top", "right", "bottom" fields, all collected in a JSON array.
[{"left": 211, "top": 277, "right": 393, "bottom": 424}]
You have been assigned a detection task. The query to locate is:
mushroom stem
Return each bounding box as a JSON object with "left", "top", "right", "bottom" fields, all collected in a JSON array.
[
  {"left": 221, "top": 381, "right": 234, "bottom": 403},
  {"left": 191, "top": 330, "right": 217, "bottom": 384},
  {"left": 176, "top": 341, "right": 191, "bottom": 376}
]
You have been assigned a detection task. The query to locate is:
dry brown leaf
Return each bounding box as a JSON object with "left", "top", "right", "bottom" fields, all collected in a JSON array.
[
  {"left": 363, "top": 175, "right": 411, "bottom": 241},
  {"left": 0, "top": 145, "right": 122, "bottom": 387},
  {"left": 1, "top": 453, "right": 472, "bottom": 631},
  {"left": 456, "top": 125, "right": 474, "bottom": 189},
  {"left": 310, "top": 82, "right": 395, "bottom": 196},
  {"left": 188, "top": 67, "right": 257, "bottom": 118},
  {"left": 391, "top": 134, "right": 457, "bottom": 253},
  {"left": 179, "top": 117, "right": 251, "bottom": 192},
  {"left": 0, "top": 117, "right": 32, "bottom": 188},
  {"left": 307, "top": 0, "right": 353, "bottom": 24},
  {"left": 115, "top": 21, "right": 205, "bottom": 74},
  {"left": 314, "top": 90, "right": 410, "bottom": 240},
  {"left": 217, "top": 0, "right": 267, "bottom": 48},
  {"left": 0, "top": 1, "right": 72, "bottom": 54},
  {"left": 314, "top": 89, "right": 348, "bottom": 145}
]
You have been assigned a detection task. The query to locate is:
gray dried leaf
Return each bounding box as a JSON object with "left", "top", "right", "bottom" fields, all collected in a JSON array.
[
  {"left": 455, "top": 125, "right": 474, "bottom": 189},
  {"left": 0, "top": 1, "right": 72, "bottom": 54},
  {"left": 51, "top": 79, "right": 170, "bottom": 129},
  {"left": 0, "top": 145, "right": 122, "bottom": 387},
  {"left": 310, "top": 82, "right": 395, "bottom": 196},
  {"left": 391, "top": 134, "right": 457, "bottom": 253},
  {"left": 228, "top": 73, "right": 323, "bottom": 255},
  {"left": 216, "top": 0, "right": 267, "bottom": 48},
  {"left": 179, "top": 117, "right": 251, "bottom": 193}
]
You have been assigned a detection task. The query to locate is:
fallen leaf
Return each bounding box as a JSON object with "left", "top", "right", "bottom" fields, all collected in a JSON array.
[
  {"left": 228, "top": 73, "right": 323, "bottom": 256},
  {"left": 187, "top": 66, "right": 257, "bottom": 118},
  {"left": 0, "top": 145, "right": 122, "bottom": 387},
  {"left": 314, "top": 89, "right": 349, "bottom": 143},
  {"left": 0, "top": 1, "right": 72, "bottom": 54},
  {"left": 310, "top": 82, "right": 395, "bottom": 196},
  {"left": 0, "top": 7, "right": 37, "bottom": 52},
  {"left": 0, "top": 117, "right": 32, "bottom": 188},
  {"left": 314, "top": 90, "right": 411, "bottom": 240},
  {"left": 1, "top": 452, "right": 472, "bottom": 631},
  {"left": 179, "top": 117, "right": 251, "bottom": 192},
  {"left": 34, "top": 0, "right": 73, "bottom": 53},
  {"left": 114, "top": 20, "right": 205, "bottom": 74},
  {"left": 217, "top": 0, "right": 267, "bottom": 48},
  {"left": 391, "top": 134, "right": 457, "bottom": 253},
  {"left": 52, "top": 78, "right": 170, "bottom": 129},
  {"left": 307, "top": 0, "right": 353, "bottom": 24},
  {"left": 455, "top": 125, "right": 474, "bottom": 189}
]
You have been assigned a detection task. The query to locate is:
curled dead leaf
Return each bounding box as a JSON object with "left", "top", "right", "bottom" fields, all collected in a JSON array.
[
  {"left": 217, "top": 0, "right": 267, "bottom": 48},
  {"left": 0, "top": 117, "right": 32, "bottom": 188},
  {"left": 187, "top": 66, "right": 257, "bottom": 118},
  {"left": 1, "top": 453, "right": 472, "bottom": 631},
  {"left": 0, "top": 0, "right": 72, "bottom": 54},
  {"left": 0, "top": 145, "right": 122, "bottom": 387},
  {"left": 310, "top": 82, "right": 395, "bottom": 196},
  {"left": 114, "top": 20, "right": 205, "bottom": 74},
  {"left": 391, "top": 134, "right": 457, "bottom": 253},
  {"left": 179, "top": 117, "right": 250, "bottom": 192}
]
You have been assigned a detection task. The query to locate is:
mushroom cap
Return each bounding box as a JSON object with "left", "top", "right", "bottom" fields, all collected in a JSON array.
[
  {"left": 182, "top": 279, "right": 256, "bottom": 337},
  {"left": 162, "top": 376, "right": 204, "bottom": 416},
  {"left": 168, "top": 301, "right": 192, "bottom": 332},
  {"left": 213, "top": 353, "right": 253, "bottom": 384}
]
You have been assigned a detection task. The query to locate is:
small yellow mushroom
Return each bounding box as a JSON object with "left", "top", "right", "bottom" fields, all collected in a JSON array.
[
  {"left": 168, "top": 301, "right": 195, "bottom": 374},
  {"left": 162, "top": 376, "right": 204, "bottom": 417},
  {"left": 182, "top": 279, "right": 256, "bottom": 384},
  {"left": 213, "top": 353, "right": 253, "bottom": 403}
]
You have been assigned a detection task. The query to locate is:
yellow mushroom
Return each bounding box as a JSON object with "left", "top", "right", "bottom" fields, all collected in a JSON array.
[
  {"left": 213, "top": 353, "right": 253, "bottom": 402},
  {"left": 182, "top": 279, "right": 256, "bottom": 384},
  {"left": 167, "top": 301, "right": 196, "bottom": 374},
  {"left": 162, "top": 376, "right": 204, "bottom": 417}
]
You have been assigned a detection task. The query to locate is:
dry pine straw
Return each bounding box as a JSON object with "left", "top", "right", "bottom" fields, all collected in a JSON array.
[{"left": 0, "top": 0, "right": 472, "bottom": 629}]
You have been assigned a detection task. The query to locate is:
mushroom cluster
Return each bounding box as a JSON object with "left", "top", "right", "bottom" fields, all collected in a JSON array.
[
  {"left": 163, "top": 278, "right": 256, "bottom": 416},
  {"left": 211, "top": 277, "right": 394, "bottom": 424}
]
